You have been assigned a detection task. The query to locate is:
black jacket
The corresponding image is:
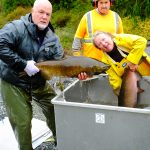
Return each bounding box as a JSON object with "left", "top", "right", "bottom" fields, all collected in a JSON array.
[{"left": 0, "top": 13, "right": 64, "bottom": 92}]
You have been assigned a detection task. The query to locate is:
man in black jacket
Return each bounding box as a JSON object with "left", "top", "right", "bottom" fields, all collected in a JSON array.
[{"left": 0, "top": 0, "right": 64, "bottom": 149}]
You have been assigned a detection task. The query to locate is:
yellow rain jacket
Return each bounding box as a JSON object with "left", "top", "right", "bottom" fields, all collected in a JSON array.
[
  {"left": 101, "top": 34, "right": 150, "bottom": 92},
  {"left": 72, "top": 9, "right": 124, "bottom": 59}
]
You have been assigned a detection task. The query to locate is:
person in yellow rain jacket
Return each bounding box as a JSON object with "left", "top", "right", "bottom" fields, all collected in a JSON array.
[
  {"left": 90, "top": 31, "right": 150, "bottom": 108},
  {"left": 72, "top": 0, "right": 123, "bottom": 61}
]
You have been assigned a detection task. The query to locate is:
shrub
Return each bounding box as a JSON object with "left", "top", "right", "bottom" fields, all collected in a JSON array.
[
  {"left": 122, "top": 16, "right": 150, "bottom": 40},
  {"left": 6, "top": 6, "right": 31, "bottom": 21},
  {"left": 0, "top": 6, "right": 31, "bottom": 28},
  {"left": 113, "top": 0, "right": 150, "bottom": 19},
  {"left": 1, "top": 0, "right": 34, "bottom": 14},
  {"left": 52, "top": 9, "right": 71, "bottom": 28}
]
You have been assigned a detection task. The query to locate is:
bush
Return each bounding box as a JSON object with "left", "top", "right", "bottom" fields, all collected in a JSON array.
[
  {"left": 122, "top": 16, "right": 150, "bottom": 40},
  {"left": 52, "top": 9, "right": 71, "bottom": 28},
  {"left": 1, "top": 0, "right": 34, "bottom": 14},
  {"left": 0, "top": 6, "right": 31, "bottom": 28},
  {"left": 55, "top": 27, "right": 74, "bottom": 54},
  {"left": 113, "top": 0, "right": 150, "bottom": 19}
]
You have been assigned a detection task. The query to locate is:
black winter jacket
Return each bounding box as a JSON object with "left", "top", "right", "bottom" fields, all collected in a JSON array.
[{"left": 0, "top": 13, "right": 64, "bottom": 92}]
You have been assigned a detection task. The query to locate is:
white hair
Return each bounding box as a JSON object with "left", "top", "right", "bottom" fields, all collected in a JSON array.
[
  {"left": 93, "top": 31, "right": 113, "bottom": 48},
  {"left": 32, "top": 0, "right": 52, "bottom": 30},
  {"left": 33, "top": 0, "right": 52, "bottom": 10}
]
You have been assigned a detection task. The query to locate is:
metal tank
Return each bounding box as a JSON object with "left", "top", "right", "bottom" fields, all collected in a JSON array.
[{"left": 52, "top": 74, "right": 150, "bottom": 150}]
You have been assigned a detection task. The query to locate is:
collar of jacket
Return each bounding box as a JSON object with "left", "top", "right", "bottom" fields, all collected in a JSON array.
[{"left": 20, "top": 13, "right": 49, "bottom": 40}]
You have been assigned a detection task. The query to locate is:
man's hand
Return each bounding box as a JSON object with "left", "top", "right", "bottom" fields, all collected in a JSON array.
[
  {"left": 127, "top": 62, "right": 138, "bottom": 72},
  {"left": 78, "top": 72, "right": 89, "bottom": 80},
  {"left": 24, "top": 60, "right": 39, "bottom": 76}
]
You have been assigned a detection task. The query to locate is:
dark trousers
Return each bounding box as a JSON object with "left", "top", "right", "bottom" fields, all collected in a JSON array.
[{"left": 1, "top": 80, "right": 56, "bottom": 150}]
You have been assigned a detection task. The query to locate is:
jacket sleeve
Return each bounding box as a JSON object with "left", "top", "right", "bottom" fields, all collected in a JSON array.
[
  {"left": 72, "top": 14, "right": 87, "bottom": 55},
  {"left": 116, "top": 34, "right": 147, "bottom": 64},
  {"left": 0, "top": 22, "right": 26, "bottom": 72}
]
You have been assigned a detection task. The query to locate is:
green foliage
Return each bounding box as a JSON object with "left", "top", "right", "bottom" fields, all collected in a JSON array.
[
  {"left": 59, "top": 0, "right": 74, "bottom": 9},
  {"left": 52, "top": 0, "right": 91, "bottom": 10},
  {"left": 1, "top": 0, "right": 150, "bottom": 19},
  {"left": 51, "top": 0, "right": 74, "bottom": 10},
  {"left": 0, "top": 1, "right": 3, "bottom": 12},
  {"left": 55, "top": 27, "right": 74, "bottom": 55},
  {"left": 0, "top": 0, "right": 150, "bottom": 54},
  {"left": 1, "top": 0, "right": 34, "bottom": 14},
  {"left": 6, "top": 6, "right": 31, "bottom": 21},
  {"left": 52, "top": 1, "right": 92, "bottom": 32},
  {"left": 122, "top": 17, "right": 150, "bottom": 40},
  {"left": 113, "top": 0, "right": 150, "bottom": 19},
  {"left": 0, "top": 6, "right": 31, "bottom": 28},
  {"left": 52, "top": 9, "right": 71, "bottom": 28},
  {"left": 51, "top": 0, "right": 92, "bottom": 53}
]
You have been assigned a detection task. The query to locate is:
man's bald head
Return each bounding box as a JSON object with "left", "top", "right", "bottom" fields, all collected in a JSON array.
[
  {"left": 32, "top": 0, "right": 52, "bottom": 30},
  {"left": 33, "top": 0, "right": 52, "bottom": 11}
]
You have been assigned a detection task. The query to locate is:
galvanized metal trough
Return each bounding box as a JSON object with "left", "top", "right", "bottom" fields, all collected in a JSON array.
[{"left": 52, "top": 74, "right": 150, "bottom": 150}]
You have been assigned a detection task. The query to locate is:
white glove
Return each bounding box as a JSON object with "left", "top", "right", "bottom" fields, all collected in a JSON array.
[{"left": 24, "top": 60, "right": 39, "bottom": 76}]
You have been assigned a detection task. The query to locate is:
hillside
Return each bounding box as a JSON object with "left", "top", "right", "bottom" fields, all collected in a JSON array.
[{"left": 0, "top": 0, "right": 150, "bottom": 54}]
